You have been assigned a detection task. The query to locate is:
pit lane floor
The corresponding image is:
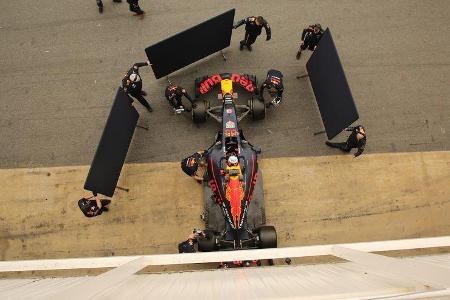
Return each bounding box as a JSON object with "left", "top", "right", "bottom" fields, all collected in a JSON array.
[
  {"left": 0, "top": 151, "right": 449, "bottom": 276},
  {"left": 0, "top": 0, "right": 449, "bottom": 168},
  {"left": 0, "top": 0, "right": 449, "bottom": 277}
]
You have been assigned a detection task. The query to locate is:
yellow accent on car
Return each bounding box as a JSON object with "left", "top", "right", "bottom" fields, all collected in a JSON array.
[{"left": 221, "top": 79, "right": 233, "bottom": 97}]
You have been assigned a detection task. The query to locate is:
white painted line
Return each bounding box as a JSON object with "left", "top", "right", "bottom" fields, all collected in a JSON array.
[
  {"left": 332, "top": 246, "right": 450, "bottom": 289},
  {"left": 0, "top": 236, "right": 449, "bottom": 272}
]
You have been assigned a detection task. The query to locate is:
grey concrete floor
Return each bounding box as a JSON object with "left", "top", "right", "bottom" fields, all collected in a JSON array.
[{"left": 0, "top": 0, "right": 449, "bottom": 168}]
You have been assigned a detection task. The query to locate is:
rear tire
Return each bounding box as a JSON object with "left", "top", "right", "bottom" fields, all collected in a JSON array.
[
  {"left": 192, "top": 100, "right": 208, "bottom": 123},
  {"left": 250, "top": 97, "right": 265, "bottom": 120},
  {"left": 197, "top": 230, "right": 217, "bottom": 252},
  {"left": 255, "top": 225, "right": 277, "bottom": 248}
]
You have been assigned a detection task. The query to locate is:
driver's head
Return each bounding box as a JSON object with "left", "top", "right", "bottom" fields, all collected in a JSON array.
[
  {"left": 228, "top": 155, "right": 238, "bottom": 166},
  {"left": 129, "top": 73, "right": 141, "bottom": 82}
]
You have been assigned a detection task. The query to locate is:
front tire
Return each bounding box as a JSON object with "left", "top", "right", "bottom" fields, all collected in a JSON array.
[
  {"left": 250, "top": 97, "right": 265, "bottom": 120},
  {"left": 192, "top": 100, "right": 208, "bottom": 123}
]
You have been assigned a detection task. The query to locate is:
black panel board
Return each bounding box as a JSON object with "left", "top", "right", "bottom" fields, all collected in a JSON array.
[
  {"left": 306, "top": 28, "right": 359, "bottom": 140},
  {"left": 84, "top": 88, "right": 139, "bottom": 197},
  {"left": 145, "top": 9, "right": 235, "bottom": 79}
]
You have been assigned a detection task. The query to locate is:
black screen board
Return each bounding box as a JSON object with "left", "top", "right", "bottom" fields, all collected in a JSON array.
[
  {"left": 145, "top": 9, "right": 235, "bottom": 79},
  {"left": 84, "top": 88, "right": 139, "bottom": 197},
  {"left": 306, "top": 28, "right": 359, "bottom": 140}
]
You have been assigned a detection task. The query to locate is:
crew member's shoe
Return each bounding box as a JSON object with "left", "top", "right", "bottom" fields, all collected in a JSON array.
[
  {"left": 131, "top": 5, "right": 145, "bottom": 15},
  {"left": 296, "top": 51, "right": 302, "bottom": 60},
  {"left": 135, "top": 8, "right": 145, "bottom": 15},
  {"left": 239, "top": 41, "right": 245, "bottom": 50},
  {"left": 112, "top": 0, "right": 122, "bottom": 2},
  {"left": 246, "top": 44, "right": 252, "bottom": 51},
  {"left": 97, "top": 0, "right": 104, "bottom": 13},
  {"left": 174, "top": 106, "right": 184, "bottom": 114}
]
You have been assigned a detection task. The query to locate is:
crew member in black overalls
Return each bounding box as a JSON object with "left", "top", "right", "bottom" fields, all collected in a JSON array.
[
  {"left": 78, "top": 192, "right": 111, "bottom": 217},
  {"left": 178, "top": 230, "right": 205, "bottom": 253},
  {"left": 122, "top": 61, "right": 153, "bottom": 112},
  {"left": 296, "top": 24, "right": 324, "bottom": 59},
  {"left": 181, "top": 150, "right": 207, "bottom": 183},
  {"left": 326, "top": 125, "right": 367, "bottom": 157},
  {"left": 96, "top": 0, "right": 122, "bottom": 14},
  {"left": 259, "top": 69, "right": 284, "bottom": 108},
  {"left": 233, "top": 16, "right": 271, "bottom": 51},
  {"left": 165, "top": 85, "right": 196, "bottom": 113}
]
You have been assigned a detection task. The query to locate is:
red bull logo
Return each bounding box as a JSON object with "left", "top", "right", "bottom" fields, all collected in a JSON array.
[{"left": 199, "top": 73, "right": 255, "bottom": 95}]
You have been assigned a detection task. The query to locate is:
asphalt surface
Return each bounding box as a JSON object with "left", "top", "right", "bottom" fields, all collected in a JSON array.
[{"left": 0, "top": 0, "right": 449, "bottom": 168}]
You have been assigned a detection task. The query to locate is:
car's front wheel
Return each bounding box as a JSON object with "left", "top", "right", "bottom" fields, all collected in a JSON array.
[{"left": 192, "top": 100, "right": 209, "bottom": 123}]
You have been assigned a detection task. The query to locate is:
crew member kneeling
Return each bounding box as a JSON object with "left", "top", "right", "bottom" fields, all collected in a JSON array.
[
  {"left": 165, "top": 84, "right": 196, "bottom": 114},
  {"left": 181, "top": 150, "right": 207, "bottom": 183},
  {"left": 259, "top": 69, "right": 284, "bottom": 108},
  {"left": 325, "top": 125, "right": 366, "bottom": 157}
]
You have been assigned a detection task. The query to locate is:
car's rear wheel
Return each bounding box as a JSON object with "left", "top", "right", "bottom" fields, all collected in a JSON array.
[
  {"left": 255, "top": 225, "right": 277, "bottom": 248},
  {"left": 192, "top": 100, "right": 208, "bottom": 123},
  {"left": 250, "top": 97, "right": 265, "bottom": 120},
  {"left": 197, "top": 230, "right": 217, "bottom": 252}
]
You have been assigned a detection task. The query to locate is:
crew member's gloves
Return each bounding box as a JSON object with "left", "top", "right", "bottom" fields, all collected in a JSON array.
[{"left": 271, "top": 96, "right": 281, "bottom": 107}]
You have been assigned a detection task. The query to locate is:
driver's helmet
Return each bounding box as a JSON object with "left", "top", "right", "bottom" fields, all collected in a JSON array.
[
  {"left": 129, "top": 73, "right": 141, "bottom": 82},
  {"left": 228, "top": 155, "right": 238, "bottom": 166}
]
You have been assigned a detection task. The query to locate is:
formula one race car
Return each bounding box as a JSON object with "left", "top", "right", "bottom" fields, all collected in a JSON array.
[
  {"left": 195, "top": 78, "right": 277, "bottom": 251},
  {"left": 191, "top": 73, "right": 266, "bottom": 123}
]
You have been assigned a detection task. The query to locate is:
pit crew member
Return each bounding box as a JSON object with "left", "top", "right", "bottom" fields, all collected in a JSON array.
[
  {"left": 165, "top": 85, "right": 196, "bottom": 113},
  {"left": 325, "top": 125, "right": 367, "bottom": 157},
  {"left": 259, "top": 69, "right": 284, "bottom": 108},
  {"left": 296, "top": 24, "right": 324, "bottom": 59},
  {"left": 233, "top": 16, "right": 271, "bottom": 51},
  {"left": 181, "top": 150, "right": 207, "bottom": 183},
  {"left": 122, "top": 61, "right": 153, "bottom": 112}
]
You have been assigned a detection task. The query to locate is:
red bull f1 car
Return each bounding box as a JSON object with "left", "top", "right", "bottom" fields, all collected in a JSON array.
[{"left": 194, "top": 74, "right": 277, "bottom": 251}]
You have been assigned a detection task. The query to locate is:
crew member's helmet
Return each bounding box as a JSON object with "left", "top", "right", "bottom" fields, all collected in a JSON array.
[
  {"left": 129, "top": 73, "right": 141, "bottom": 82},
  {"left": 228, "top": 155, "right": 238, "bottom": 166}
]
